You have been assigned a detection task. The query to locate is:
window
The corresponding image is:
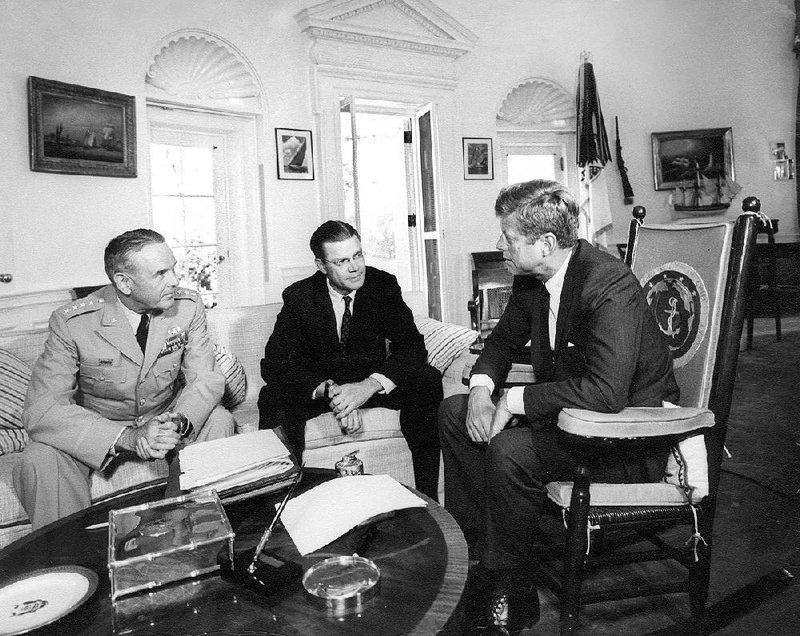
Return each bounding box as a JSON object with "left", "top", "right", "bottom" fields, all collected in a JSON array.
[
  {"left": 150, "top": 143, "right": 220, "bottom": 308},
  {"left": 147, "top": 105, "right": 263, "bottom": 308}
]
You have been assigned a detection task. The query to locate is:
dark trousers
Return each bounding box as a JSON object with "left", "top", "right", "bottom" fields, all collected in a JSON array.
[
  {"left": 438, "top": 394, "right": 668, "bottom": 570},
  {"left": 258, "top": 363, "right": 443, "bottom": 500}
]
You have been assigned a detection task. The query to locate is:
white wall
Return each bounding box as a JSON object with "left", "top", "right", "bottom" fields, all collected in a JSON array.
[
  {"left": 441, "top": 0, "right": 798, "bottom": 257},
  {"left": 0, "top": 0, "right": 320, "bottom": 303},
  {"left": 1, "top": 0, "right": 797, "bottom": 324}
]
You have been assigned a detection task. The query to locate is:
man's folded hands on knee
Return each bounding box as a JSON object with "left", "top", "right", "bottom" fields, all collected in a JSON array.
[{"left": 117, "top": 412, "right": 182, "bottom": 461}]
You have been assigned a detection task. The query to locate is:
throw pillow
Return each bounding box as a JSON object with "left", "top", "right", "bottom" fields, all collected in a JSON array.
[
  {"left": 414, "top": 317, "right": 478, "bottom": 374},
  {"left": 214, "top": 344, "right": 248, "bottom": 410},
  {"left": 0, "top": 349, "right": 32, "bottom": 455}
]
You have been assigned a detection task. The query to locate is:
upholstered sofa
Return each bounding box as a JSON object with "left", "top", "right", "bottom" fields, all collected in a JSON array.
[{"left": 0, "top": 302, "right": 475, "bottom": 549}]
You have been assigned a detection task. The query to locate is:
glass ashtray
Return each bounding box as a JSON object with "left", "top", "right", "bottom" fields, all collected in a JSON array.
[{"left": 302, "top": 554, "right": 380, "bottom": 617}]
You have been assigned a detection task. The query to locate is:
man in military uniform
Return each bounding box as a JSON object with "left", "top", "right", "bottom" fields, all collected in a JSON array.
[{"left": 13, "top": 229, "right": 234, "bottom": 529}]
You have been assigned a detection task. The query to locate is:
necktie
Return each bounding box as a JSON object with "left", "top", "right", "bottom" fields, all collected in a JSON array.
[
  {"left": 340, "top": 296, "right": 352, "bottom": 353},
  {"left": 539, "top": 288, "right": 554, "bottom": 381},
  {"left": 136, "top": 313, "right": 150, "bottom": 353}
]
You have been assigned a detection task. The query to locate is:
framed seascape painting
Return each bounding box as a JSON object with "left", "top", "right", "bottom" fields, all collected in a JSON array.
[
  {"left": 651, "top": 127, "right": 734, "bottom": 191},
  {"left": 276, "top": 128, "right": 314, "bottom": 180},
  {"left": 463, "top": 137, "right": 494, "bottom": 180},
  {"left": 28, "top": 76, "right": 137, "bottom": 177}
]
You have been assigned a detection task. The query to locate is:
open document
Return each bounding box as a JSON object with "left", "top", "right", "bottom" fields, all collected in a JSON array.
[
  {"left": 179, "top": 429, "right": 299, "bottom": 502},
  {"left": 280, "top": 475, "right": 427, "bottom": 556}
]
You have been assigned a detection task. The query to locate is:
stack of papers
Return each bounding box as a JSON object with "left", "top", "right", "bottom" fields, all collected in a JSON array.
[
  {"left": 179, "top": 429, "right": 298, "bottom": 501},
  {"left": 280, "top": 475, "right": 427, "bottom": 555}
]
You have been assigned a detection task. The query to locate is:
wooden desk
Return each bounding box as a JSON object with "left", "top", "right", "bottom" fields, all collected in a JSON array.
[
  {"left": 0, "top": 469, "right": 468, "bottom": 635},
  {"left": 746, "top": 239, "right": 800, "bottom": 348}
]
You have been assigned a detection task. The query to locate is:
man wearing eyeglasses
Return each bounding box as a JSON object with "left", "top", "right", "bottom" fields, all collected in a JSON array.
[{"left": 258, "top": 220, "right": 442, "bottom": 500}]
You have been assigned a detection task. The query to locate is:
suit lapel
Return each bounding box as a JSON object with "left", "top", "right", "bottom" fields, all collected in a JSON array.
[
  {"left": 97, "top": 288, "right": 144, "bottom": 365},
  {"left": 313, "top": 273, "right": 339, "bottom": 349}
]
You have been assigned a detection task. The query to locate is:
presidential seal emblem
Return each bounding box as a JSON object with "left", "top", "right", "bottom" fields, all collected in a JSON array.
[{"left": 640, "top": 262, "right": 709, "bottom": 368}]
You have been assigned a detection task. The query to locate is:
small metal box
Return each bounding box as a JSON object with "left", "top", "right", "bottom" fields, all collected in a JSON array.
[{"left": 108, "top": 491, "right": 234, "bottom": 600}]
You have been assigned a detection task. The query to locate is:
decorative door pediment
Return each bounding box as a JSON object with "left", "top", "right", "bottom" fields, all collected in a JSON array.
[{"left": 296, "top": 0, "right": 476, "bottom": 79}]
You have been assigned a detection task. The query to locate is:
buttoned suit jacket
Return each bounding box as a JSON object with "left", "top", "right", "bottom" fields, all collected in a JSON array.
[
  {"left": 23, "top": 284, "right": 225, "bottom": 470},
  {"left": 261, "top": 267, "right": 426, "bottom": 402},
  {"left": 472, "top": 239, "right": 679, "bottom": 421}
]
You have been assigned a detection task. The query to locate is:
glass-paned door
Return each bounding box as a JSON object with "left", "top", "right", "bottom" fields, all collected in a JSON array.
[{"left": 339, "top": 98, "right": 442, "bottom": 317}]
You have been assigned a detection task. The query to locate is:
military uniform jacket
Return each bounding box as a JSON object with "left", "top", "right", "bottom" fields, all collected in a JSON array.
[{"left": 23, "top": 284, "right": 225, "bottom": 470}]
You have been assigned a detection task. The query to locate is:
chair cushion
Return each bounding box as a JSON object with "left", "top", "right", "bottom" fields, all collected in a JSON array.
[
  {"left": 0, "top": 451, "right": 28, "bottom": 528},
  {"left": 414, "top": 317, "right": 478, "bottom": 373},
  {"left": 558, "top": 406, "right": 714, "bottom": 439},
  {"left": 0, "top": 349, "right": 31, "bottom": 455},
  {"left": 546, "top": 481, "right": 691, "bottom": 507},
  {"left": 304, "top": 407, "right": 403, "bottom": 450},
  {"left": 214, "top": 344, "right": 248, "bottom": 410},
  {"left": 552, "top": 407, "right": 714, "bottom": 506}
]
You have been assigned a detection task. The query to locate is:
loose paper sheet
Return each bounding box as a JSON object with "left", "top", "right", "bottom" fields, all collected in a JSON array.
[
  {"left": 280, "top": 475, "right": 427, "bottom": 556},
  {"left": 179, "top": 429, "right": 291, "bottom": 491}
]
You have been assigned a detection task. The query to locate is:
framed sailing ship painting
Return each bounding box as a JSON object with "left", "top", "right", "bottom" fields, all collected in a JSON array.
[
  {"left": 651, "top": 127, "right": 734, "bottom": 192},
  {"left": 28, "top": 76, "right": 137, "bottom": 177},
  {"left": 276, "top": 128, "right": 314, "bottom": 180}
]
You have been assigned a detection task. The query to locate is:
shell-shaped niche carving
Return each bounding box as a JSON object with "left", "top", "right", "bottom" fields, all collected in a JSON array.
[
  {"left": 147, "top": 35, "right": 259, "bottom": 101},
  {"left": 497, "top": 79, "right": 573, "bottom": 126}
]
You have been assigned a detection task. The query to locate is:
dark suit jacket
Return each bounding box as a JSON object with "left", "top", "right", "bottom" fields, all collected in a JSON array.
[
  {"left": 261, "top": 267, "right": 426, "bottom": 402},
  {"left": 472, "top": 239, "right": 679, "bottom": 422}
]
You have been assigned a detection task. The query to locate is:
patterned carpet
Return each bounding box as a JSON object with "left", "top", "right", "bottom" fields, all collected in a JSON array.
[{"left": 724, "top": 331, "right": 800, "bottom": 498}]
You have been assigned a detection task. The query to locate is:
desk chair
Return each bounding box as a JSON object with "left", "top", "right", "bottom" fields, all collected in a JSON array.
[{"left": 532, "top": 199, "right": 760, "bottom": 633}]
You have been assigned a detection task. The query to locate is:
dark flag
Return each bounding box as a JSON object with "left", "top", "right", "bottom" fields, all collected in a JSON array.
[{"left": 576, "top": 54, "right": 611, "bottom": 167}]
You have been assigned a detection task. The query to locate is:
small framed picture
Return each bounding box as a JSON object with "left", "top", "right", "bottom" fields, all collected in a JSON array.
[
  {"left": 463, "top": 137, "right": 493, "bottom": 180},
  {"left": 275, "top": 128, "right": 314, "bottom": 180},
  {"left": 28, "top": 76, "right": 137, "bottom": 178}
]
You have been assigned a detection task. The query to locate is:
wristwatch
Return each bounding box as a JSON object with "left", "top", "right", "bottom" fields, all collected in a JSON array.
[{"left": 174, "top": 413, "right": 194, "bottom": 438}]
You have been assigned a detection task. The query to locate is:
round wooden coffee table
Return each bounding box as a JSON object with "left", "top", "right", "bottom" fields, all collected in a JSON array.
[{"left": 0, "top": 469, "right": 467, "bottom": 635}]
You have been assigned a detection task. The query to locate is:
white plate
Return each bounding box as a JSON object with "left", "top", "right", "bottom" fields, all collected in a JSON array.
[{"left": 0, "top": 566, "right": 98, "bottom": 635}]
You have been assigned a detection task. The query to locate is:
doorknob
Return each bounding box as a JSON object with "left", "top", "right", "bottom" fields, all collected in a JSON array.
[{"left": 0, "top": 274, "right": 12, "bottom": 283}]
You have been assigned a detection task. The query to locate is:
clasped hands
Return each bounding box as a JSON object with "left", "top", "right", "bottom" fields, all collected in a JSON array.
[
  {"left": 315, "top": 378, "right": 382, "bottom": 435},
  {"left": 117, "top": 412, "right": 184, "bottom": 461},
  {"left": 466, "top": 386, "right": 517, "bottom": 443}
]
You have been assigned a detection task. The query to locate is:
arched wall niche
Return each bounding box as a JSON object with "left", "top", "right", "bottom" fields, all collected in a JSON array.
[
  {"left": 145, "top": 29, "right": 263, "bottom": 112},
  {"left": 496, "top": 77, "right": 574, "bottom": 131}
]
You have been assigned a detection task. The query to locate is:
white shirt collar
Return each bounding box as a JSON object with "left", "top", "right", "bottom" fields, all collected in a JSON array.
[
  {"left": 116, "top": 295, "right": 148, "bottom": 332},
  {"left": 326, "top": 279, "right": 357, "bottom": 304},
  {"left": 544, "top": 246, "right": 574, "bottom": 301}
]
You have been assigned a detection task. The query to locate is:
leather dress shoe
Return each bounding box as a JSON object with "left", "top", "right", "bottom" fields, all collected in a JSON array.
[{"left": 466, "top": 567, "right": 539, "bottom": 635}]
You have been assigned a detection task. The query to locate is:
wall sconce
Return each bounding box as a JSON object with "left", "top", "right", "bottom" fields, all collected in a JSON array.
[{"left": 772, "top": 142, "right": 794, "bottom": 180}]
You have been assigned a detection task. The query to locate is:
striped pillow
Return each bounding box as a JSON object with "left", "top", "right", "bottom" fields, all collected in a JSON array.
[
  {"left": 414, "top": 317, "right": 478, "bottom": 374},
  {"left": 0, "top": 349, "right": 31, "bottom": 455},
  {"left": 214, "top": 344, "right": 247, "bottom": 410}
]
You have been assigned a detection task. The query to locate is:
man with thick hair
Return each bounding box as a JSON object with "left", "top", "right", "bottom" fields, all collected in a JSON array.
[
  {"left": 439, "top": 180, "right": 679, "bottom": 633},
  {"left": 14, "top": 229, "right": 234, "bottom": 529},
  {"left": 259, "top": 220, "right": 442, "bottom": 500}
]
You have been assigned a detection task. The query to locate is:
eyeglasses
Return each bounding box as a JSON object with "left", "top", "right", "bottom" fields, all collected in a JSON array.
[{"left": 323, "top": 251, "right": 365, "bottom": 269}]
